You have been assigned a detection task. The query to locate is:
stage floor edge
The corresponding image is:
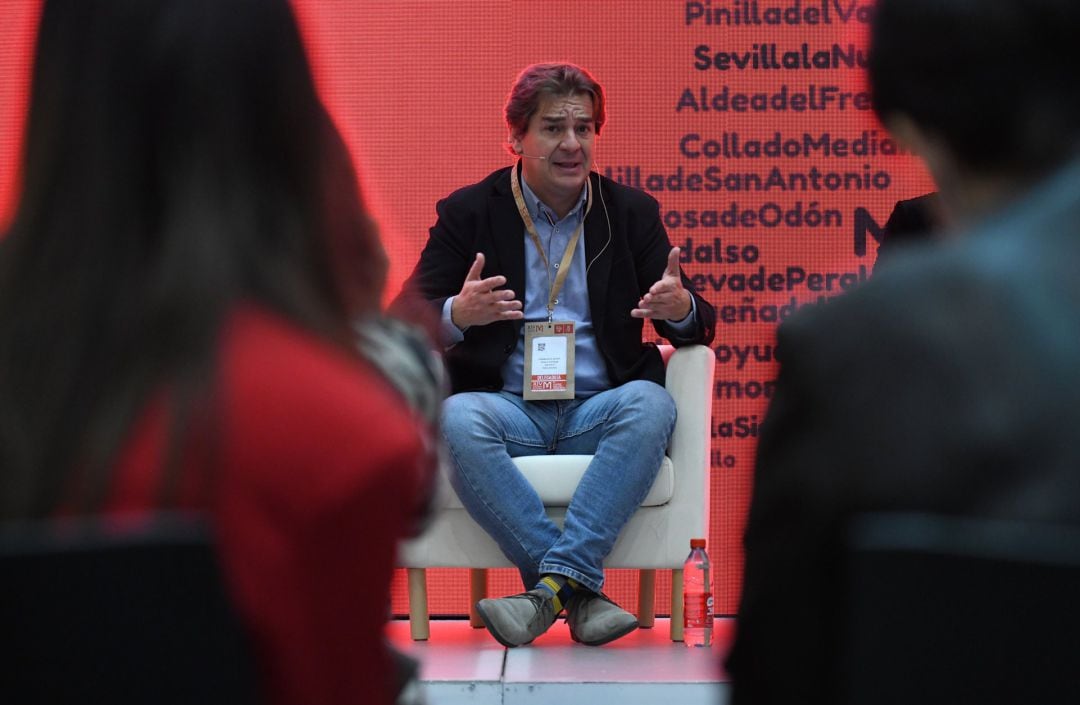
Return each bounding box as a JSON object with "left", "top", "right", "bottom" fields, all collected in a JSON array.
[{"left": 387, "top": 616, "right": 731, "bottom": 705}]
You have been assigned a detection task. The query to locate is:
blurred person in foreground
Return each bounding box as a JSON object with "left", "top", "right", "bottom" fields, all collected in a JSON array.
[
  {"left": 0, "top": 1, "right": 435, "bottom": 704},
  {"left": 726, "top": 0, "right": 1080, "bottom": 702}
]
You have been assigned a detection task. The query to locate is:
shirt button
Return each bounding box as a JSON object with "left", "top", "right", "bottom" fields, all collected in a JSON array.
[
  {"left": 553, "top": 299, "right": 559, "bottom": 304},
  {"left": 554, "top": 263, "right": 560, "bottom": 269}
]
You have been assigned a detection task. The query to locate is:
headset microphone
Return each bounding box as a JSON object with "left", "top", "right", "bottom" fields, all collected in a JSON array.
[{"left": 514, "top": 145, "right": 547, "bottom": 160}]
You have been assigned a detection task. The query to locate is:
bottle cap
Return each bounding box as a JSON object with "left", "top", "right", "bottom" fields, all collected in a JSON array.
[{"left": 690, "top": 538, "right": 706, "bottom": 548}]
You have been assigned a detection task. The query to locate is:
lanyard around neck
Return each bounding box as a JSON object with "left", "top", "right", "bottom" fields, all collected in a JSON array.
[{"left": 510, "top": 161, "right": 593, "bottom": 321}]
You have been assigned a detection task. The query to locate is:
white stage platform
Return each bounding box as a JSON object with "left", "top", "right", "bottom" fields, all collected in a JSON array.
[{"left": 387, "top": 617, "right": 731, "bottom": 705}]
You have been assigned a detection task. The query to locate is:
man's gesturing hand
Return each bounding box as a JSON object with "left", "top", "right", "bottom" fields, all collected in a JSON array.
[
  {"left": 451, "top": 253, "right": 524, "bottom": 329},
  {"left": 631, "top": 247, "right": 692, "bottom": 321}
]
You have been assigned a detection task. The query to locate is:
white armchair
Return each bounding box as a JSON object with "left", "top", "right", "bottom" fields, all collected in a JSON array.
[{"left": 398, "top": 344, "right": 715, "bottom": 641}]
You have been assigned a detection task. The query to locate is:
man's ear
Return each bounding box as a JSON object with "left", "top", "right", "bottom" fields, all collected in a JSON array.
[
  {"left": 509, "top": 133, "right": 523, "bottom": 154},
  {"left": 885, "top": 114, "right": 930, "bottom": 156},
  {"left": 885, "top": 114, "right": 955, "bottom": 190},
  {"left": 885, "top": 113, "right": 970, "bottom": 225}
]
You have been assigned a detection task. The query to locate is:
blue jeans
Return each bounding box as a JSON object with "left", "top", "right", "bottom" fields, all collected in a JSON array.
[{"left": 441, "top": 380, "right": 677, "bottom": 593}]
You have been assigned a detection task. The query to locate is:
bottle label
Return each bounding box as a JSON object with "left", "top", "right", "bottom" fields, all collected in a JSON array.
[{"left": 684, "top": 593, "right": 714, "bottom": 629}]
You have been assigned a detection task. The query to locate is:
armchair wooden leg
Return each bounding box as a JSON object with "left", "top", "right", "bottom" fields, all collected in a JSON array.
[
  {"left": 637, "top": 569, "right": 656, "bottom": 628},
  {"left": 468, "top": 568, "right": 487, "bottom": 628},
  {"left": 670, "top": 568, "right": 684, "bottom": 642},
  {"left": 407, "top": 568, "right": 430, "bottom": 641}
]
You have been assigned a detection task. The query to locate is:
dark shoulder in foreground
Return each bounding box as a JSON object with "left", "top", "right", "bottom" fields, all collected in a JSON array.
[{"left": 788, "top": 161, "right": 1080, "bottom": 351}]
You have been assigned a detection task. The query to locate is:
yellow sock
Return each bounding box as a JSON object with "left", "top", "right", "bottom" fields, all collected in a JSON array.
[{"left": 537, "top": 575, "right": 577, "bottom": 613}]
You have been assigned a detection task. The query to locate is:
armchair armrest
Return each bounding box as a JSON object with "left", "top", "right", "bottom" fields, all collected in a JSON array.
[{"left": 659, "top": 344, "right": 715, "bottom": 554}]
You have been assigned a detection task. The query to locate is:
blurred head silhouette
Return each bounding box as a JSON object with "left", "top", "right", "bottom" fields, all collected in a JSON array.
[
  {"left": 868, "top": 0, "right": 1080, "bottom": 223},
  {"left": 0, "top": 0, "right": 385, "bottom": 517}
]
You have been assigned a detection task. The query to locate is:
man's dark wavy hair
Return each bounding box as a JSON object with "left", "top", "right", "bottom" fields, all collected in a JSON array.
[{"left": 504, "top": 63, "right": 605, "bottom": 155}]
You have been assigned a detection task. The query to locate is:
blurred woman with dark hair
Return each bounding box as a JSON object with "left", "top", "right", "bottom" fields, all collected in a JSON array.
[{"left": 0, "top": 1, "right": 434, "bottom": 703}]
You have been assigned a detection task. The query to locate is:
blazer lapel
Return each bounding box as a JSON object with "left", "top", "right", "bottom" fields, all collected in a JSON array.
[
  {"left": 490, "top": 169, "right": 526, "bottom": 333},
  {"left": 584, "top": 172, "right": 613, "bottom": 333}
]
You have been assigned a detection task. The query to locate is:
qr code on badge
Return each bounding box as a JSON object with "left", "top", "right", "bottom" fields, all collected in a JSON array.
[{"left": 537, "top": 342, "right": 546, "bottom": 351}]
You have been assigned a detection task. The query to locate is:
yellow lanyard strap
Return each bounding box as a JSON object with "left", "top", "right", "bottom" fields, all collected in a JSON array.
[{"left": 510, "top": 161, "right": 593, "bottom": 321}]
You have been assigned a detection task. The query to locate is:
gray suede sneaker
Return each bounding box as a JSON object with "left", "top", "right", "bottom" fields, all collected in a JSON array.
[
  {"left": 475, "top": 589, "right": 558, "bottom": 647},
  {"left": 565, "top": 590, "right": 639, "bottom": 646}
]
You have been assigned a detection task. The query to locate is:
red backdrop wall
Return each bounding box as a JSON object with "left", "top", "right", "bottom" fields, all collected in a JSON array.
[{"left": 0, "top": 0, "right": 934, "bottom": 616}]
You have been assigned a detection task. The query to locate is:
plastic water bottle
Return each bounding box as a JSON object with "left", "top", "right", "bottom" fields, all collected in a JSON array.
[{"left": 683, "top": 537, "right": 713, "bottom": 647}]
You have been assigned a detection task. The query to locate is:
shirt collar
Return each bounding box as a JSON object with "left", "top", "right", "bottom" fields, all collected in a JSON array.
[{"left": 519, "top": 176, "right": 588, "bottom": 225}]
